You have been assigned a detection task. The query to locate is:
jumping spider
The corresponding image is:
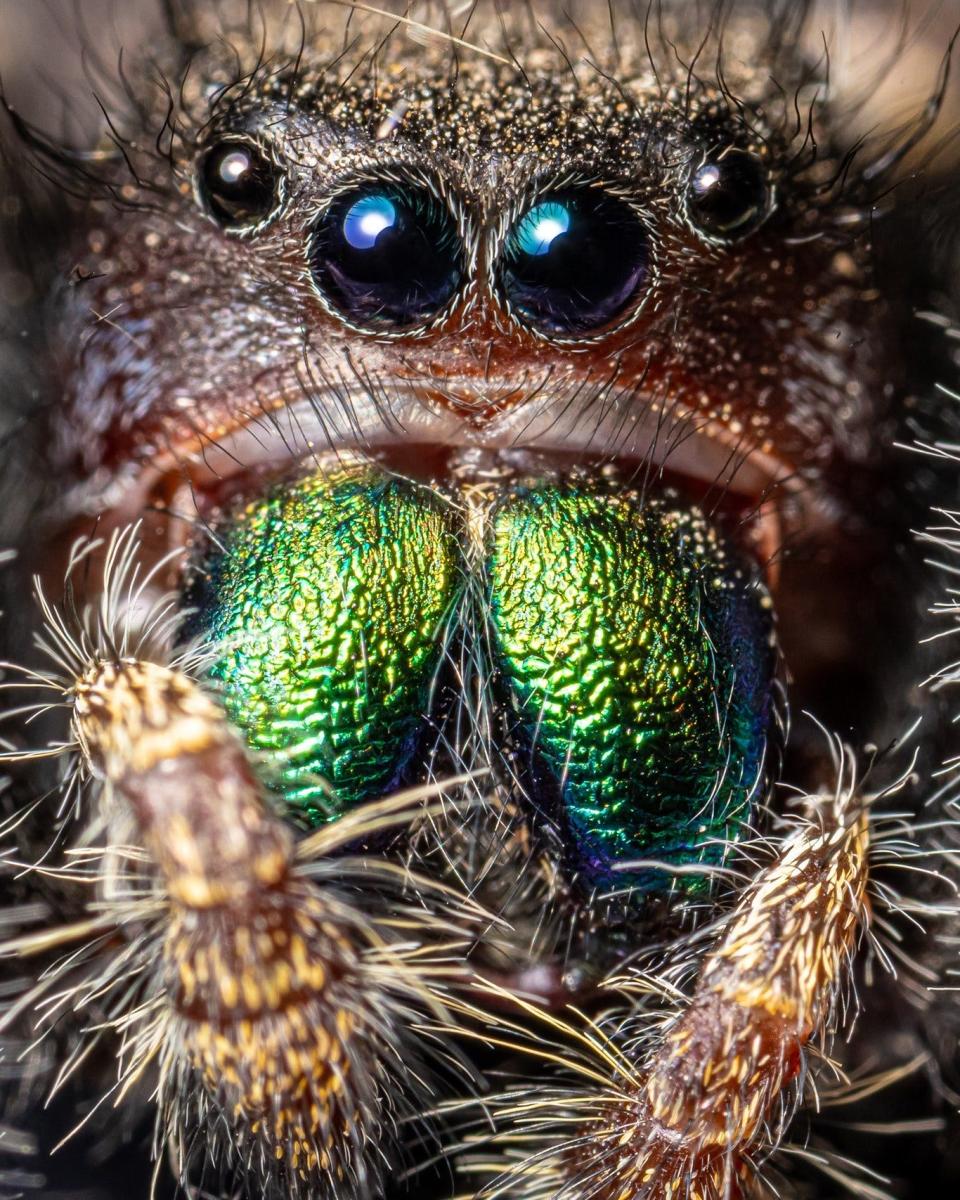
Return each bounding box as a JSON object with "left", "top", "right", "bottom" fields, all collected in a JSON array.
[{"left": 0, "top": 2, "right": 959, "bottom": 1198}]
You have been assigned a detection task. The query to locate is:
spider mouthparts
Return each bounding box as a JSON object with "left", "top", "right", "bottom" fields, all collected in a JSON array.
[{"left": 179, "top": 454, "right": 781, "bottom": 893}]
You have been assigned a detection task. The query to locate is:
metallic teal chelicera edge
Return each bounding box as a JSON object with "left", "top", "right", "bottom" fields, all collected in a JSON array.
[
  {"left": 489, "top": 481, "right": 774, "bottom": 889},
  {"left": 195, "top": 463, "right": 461, "bottom": 826}
]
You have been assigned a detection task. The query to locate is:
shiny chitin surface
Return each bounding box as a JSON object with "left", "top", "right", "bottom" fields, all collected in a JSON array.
[
  {"left": 490, "top": 481, "right": 775, "bottom": 885},
  {"left": 190, "top": 463, "right": 460, "bottom": 823},
  {"left": 191, "top": 463, "right": 776, "bottom": 891}
]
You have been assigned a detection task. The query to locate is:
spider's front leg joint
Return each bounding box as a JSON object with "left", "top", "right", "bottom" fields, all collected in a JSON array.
[
  {"left": 71, "top": 657, "right": 401, "bottom": 1191},
  {"left": 74, "top": 658, "right": 292, "bottom": 904}
]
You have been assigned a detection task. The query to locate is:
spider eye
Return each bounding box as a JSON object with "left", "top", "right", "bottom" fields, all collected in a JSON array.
[
  {"left": 197, "top": 139, "right": 284, "bottom": 230},
  {"left": 308, "top": 183, "right": 464, "bottom": 328},
  {"left": 499, "top": 188, "right": 650, "bottom": 335},
  {"left": 686, "top": 148, "right": 770, "bottom": 240},
  {"left": 184, "top": 464, "right": 459, "bottom": 827},
  {"left": 489, "top": 481, "right": 777, "bottom": 890}
]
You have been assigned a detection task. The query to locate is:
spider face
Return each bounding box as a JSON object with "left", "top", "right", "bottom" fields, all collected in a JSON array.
[{"left": 0, "top": 3, "right": 958, "bottom": 1200}]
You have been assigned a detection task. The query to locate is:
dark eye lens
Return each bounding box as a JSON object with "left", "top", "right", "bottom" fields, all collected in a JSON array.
[
  {"left": 687, "top": 148, "right": 770, "bottom": 240},
  {"left": 308, "top": 184, "right": 463, "bottom": 328},
  {"left": 499, "top": 188, "right": 650, "bottom": 335},
  {"left": 198, "top": 140, "right": 283, "bottom": 230}
]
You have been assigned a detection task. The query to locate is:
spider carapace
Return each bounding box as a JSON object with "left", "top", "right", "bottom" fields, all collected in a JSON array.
[{"left": 0, "top": 2, "right": 959, "bottom": 1198}]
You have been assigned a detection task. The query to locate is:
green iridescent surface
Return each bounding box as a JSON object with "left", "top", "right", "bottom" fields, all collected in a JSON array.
[
  {"left": 489, "top": 482, "right": 771, "bottom": 883},
  {"left": 195, "top": 464, "right": 458, "bottom": 824}
]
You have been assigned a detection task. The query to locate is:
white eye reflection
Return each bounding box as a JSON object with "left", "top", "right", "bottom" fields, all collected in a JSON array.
[
  {"left": 515, "top": 200, "right": 572, "bottom": 256},
  {"left": 695, "top": 164, "right": 721, "bottom": 193},
  {"left": 218, "top": 150, "right": 254, "bottom": 185},
  {"left": 343, "top": 194, "right": 398, "bottom": 250}
]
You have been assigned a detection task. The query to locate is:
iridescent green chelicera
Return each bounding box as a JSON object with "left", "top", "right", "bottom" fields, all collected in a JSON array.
[
  {"left": 190, "top": 463, "right": 459, "bottom": 825},
  {"left": 489, "top": 481, "right": 775, "bottom": 889},
  {"left": 189, "top": 460, "right": 774, "bottom": 887}
]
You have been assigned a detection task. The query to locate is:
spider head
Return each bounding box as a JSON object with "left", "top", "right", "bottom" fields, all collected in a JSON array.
[{"left": 4, "top": 3, "right": 955, "bottom": 1198}]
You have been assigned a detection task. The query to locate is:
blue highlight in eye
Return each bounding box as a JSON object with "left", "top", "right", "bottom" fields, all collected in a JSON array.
[
  {"left": 514, "top": 201, "right": 571, "bottom": 256},
  {"left": 342, "top": 193, "right": 397, "bottom": 250}
]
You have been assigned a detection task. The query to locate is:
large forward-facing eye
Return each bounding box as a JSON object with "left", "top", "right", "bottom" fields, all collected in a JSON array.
[
  {"left": 685, "top": 147, "right": 771, "bottom": 241},
  {"left": 308, "top": 183, "right": 464, "bottom": 328},
  {"left": 498, "top": 188, "right": 651, "bottom": 335},
  {"left": 197, "top": 138, "right": 285, "bottom": 231}
]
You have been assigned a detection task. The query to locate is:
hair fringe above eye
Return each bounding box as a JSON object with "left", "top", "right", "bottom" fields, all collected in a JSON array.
[{"left": 0, "top": 0, "right": 954, "bottom": 227}]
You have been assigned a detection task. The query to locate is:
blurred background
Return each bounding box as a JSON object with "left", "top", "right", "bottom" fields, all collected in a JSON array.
[{"left": 0, "top": 0, "right": 958, "bottom": 154}]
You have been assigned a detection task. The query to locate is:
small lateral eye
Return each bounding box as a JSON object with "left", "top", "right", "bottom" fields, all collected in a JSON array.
[
  {"left": 197, "top": 139, "right": 284, "bottom": 231},
  {"left": 686, "top": 148, "right": 771, "bottom": 241}
]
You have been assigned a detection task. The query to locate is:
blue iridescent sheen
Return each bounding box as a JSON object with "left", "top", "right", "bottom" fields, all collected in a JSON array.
[
  {"left": 309, "top": 183, "right": 463, "bottom": 326},
  {"left": 489, "top": 482, "right": 776, "bottom": 893},
  {"left": 500, "top": 188, "right": 649, "bottom": 333},
  {"left": 342, "top": 193, "right": 397, "bottom": 250},
  {"left": 186, "top": 458, "right": 776, "bottom": 894},
  {"left": 514, "top": 201, "right": 571, "bottom": 256}
]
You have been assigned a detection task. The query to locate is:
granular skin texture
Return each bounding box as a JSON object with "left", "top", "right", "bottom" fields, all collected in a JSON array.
[{"left": 193, "top": 463, "right": 460, "bottom": 822}]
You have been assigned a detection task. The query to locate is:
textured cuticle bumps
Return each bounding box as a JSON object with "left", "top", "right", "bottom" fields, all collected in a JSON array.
[
  {"left": 189, "top": 463, "right": 461, "bottom": 825},
  {"left": 190, "top": 464, "right": 777, "bottom": 888},
  {"left": 489, "top": 481, "right": 776, "bottom": 889}
]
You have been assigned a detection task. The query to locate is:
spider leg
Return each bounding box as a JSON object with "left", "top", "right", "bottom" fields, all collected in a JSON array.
[
  {"left": 32, "top": 655, "right": 465, "bottom": 1198},
  {"left": 471, "top": 777, "right": 870, "bottom": 1200}
]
